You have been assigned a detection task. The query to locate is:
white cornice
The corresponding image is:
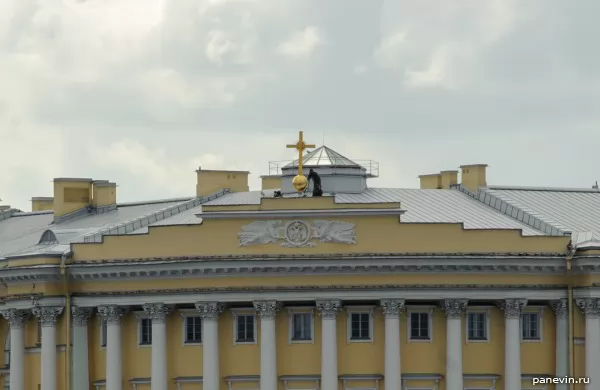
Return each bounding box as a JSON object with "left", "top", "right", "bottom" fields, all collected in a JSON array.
[
  {"left": 0, "top": 254, "right": 581, "bottom": 285},
  {"left": 198, "top": 208, "right": 405, "bottom": 220},
  {"left": 70, "top": 285, "right": 568, "bottom": 307}
]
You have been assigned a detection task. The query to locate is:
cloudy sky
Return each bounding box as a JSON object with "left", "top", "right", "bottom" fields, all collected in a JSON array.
[{"left": 1, "top": 0, "right": 599, "bottom": 211}]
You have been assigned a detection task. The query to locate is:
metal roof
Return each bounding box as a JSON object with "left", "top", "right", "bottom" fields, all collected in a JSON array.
[
  {"left": 483, "top": 186, "right": 600, "bottom": 245},
  {"left": 284, "top": 146, "right": 360, "bottom": 168},
  {"left": 203, "top": 188, "right": 546, "bottom": 235}
]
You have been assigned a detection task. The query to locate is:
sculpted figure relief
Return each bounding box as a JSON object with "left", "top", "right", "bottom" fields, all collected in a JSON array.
[{"left": 238, "top": 219, "right": 357, "bottom": 247}]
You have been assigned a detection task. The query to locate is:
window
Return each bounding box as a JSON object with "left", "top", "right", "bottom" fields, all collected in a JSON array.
[
  {"left": 184, "top": 316, "right": 202, "bottom": 344},
  {"left": 467, "top": 312, "right": 488, "bottom": 341},
  {"left": 100, "top": 320, "right": 107, "bottom": 348},
  {"left": 291, "top": 313, "right": 312, "bottom": 342},
  {"left": 139, "top": 318, "right": 152, "bottom": 346},
  {"left": 521, "top": 312, "right": 541, "bottom": 341},
  {"left": 235, "top": 314, "right": 255, "bottom": 343},
  {"left": 409, "top": 311, "right": 431, "bottom": 341},
  {"left": 350, "top": 313, "right": 370, "bottom": 340},
  {"left": 346, "top": 308, "right": 374, "bottom": 343}
]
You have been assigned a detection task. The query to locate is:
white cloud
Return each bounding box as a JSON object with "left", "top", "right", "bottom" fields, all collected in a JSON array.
[
  {"left": 1, "top": 0, "right": 599, "bottom": 212},
  {"left": 277, "top": 26, "right": 322, "bottom": 59}
]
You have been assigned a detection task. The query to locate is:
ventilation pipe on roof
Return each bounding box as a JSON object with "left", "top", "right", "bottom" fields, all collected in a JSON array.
[
  {"left": 459, "top": 164, "right": 488, "bottom": 193},
  {"left": 195, "top": 167, "right": 250, "bottom": 197},
  {"left": 418, "top": 174, "right": 442, "bottom": 189},
  {"left": 440, "top": 170, "right": 458, "bottom": 189}
]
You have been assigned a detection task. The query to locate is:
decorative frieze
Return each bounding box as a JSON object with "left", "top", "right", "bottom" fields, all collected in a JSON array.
[
  {"left": 497, "top": 299, "right": 527, "bottom": 319},
  {"left": 1, "top": 309, "right": 30, "bottom": 329},
  {"left": 32, "top": 306, "right": 64, "bottom": 327},
  {"left": 97, "top": 305, "right": 129, "bottom": 325},
  {"left": 71, "top": 307, "right": 93, "bottom": 327},
  {"left": 142, "top": 303, "right": 173, "bottom": 323},
  {"left": 253, "top": 301, "right": 280, "bottom": 319},
  {"left": 238, "top": 220, "right": 357, "bottom": 248},
  {"left": 576, "top": 298, "right": 600, "bottom": 318},
  {"left": 195, "top": 302, "right": 225, "bottom": 320},
  {"left": 380, "top": 299, "right": 405, "bottom": 318},
  {"left": 441, "top": 299, "right": 468, "bottom": 319},
  {"left": 316, "top": 300, "right": 342, "bottom": 319},
  {"left": 550, "top": 299, "right": 568, "bottom": 318}
]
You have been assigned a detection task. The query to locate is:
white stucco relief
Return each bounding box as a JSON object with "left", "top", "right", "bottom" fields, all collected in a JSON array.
[{"left": 238, "top": 220, "right": 357, "bottom": 247}]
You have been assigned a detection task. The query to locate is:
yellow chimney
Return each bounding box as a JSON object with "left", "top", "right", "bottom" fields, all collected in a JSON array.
[
  {"left": 260, "top": 175, "right": 281, "bottom": 190},
  {"left": 91, "top": 180, "right": 117, "bottom": 208},
  {"left": 31, "top": 197, "right": 54, "bottom": 212},
  {"left": 418, "top": 174, "right": 442, "bottom": 189},
  {"left": 53, "top": 178, "right": 93, "bottom": 217},
  {"left": 440, "top": 170, "right": 458, "bottom": 189},
  {"left": 195, "top": 168, "right": 250, "bottom": 197},
  {"left": 460, "top": 164, "right": 488, "bottom": 192}
]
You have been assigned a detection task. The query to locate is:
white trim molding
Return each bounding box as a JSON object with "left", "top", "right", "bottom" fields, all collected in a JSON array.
[
  {"left": 407, "top": 307, "right": 434, "bottom": 343},
  {"left": 465, "top": 307, "right": 491, "bottom": 343},
  {"left": 134, "top": 311, "right": 152, "bottom": 348},
  {"left": 198, "top": 208, "right": 405, "bottom": 220},
  {"left": 345, "top": 306, "right": 375, "bottom": 343},
  {"left": 520, "top": 306, "right": 544, "bottom": 343},
  {"left": 179, "top": 309, "right": 203, "bottom": 346},
  {"left": 287, "top": 307, "right": 314, "bottom": 344},
  {"left": 231, "top": 308, "right": 258, "bottom": 346}
]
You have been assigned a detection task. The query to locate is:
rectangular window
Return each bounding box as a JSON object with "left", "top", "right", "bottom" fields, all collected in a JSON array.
[
  {"left": 291, "top": 313, "right": 312, "bottom": 341},
  {"left": 467, "top": 312, "right": 488, "bottom": 341},
  {"left": 139, "top": 318, "right": 152, "bottom": 345},
  {"left": 100, "top": 320, "right": 107, "bottom": 348},
  {"left": 350, "top": 313, "right": 371, "bottom": 340},
  {"left": 236, "top": 314, "right": 255, "bottom": 342},
  {"left": 185, "top": 316, "right": 202, "bottom": 344},
  {"left": 522, "top": 312, "right": 540, "bottom": 340},
  {"left": 409, "top": 312, "right": 430, "bottom": 340}
]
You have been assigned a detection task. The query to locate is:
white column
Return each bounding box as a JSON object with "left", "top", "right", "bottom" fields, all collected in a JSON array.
[
  {"left": 1, "top": 309, "right": 30, "bottom": 390},
  {"left": 254, "top": 301, "right": 279, "bottom": 390},
  {"left": 143, "top": 303, "right": 172, "bottom": 390},
  {"left": 98, "top": 306, "right": 128, "bottom": 390},
  {"left": 551, "top": 300, "right": 568, "bottom": 390},
  {"left": 380, "top": 300, "right": 404, "bottom": 390},
  {"left": 498, "top": 299, "right": 526, "bottom": 390},
  {"left": 316, "top": 300, "right": 342, "bottom": 390},
  {"left": 577, "top": 298, "right": 600, "bottom": 390},
  {"left": 72, "top": 307, "right": 93, "bottom": 390},
  {"left": 196, "top": 302, "right": 224, "bottom": 390},
  {"left": 441, "top": 299, "right": 467, "bottom": 390},
  {"left": 32, "top": 307, "right": 64, "bottom": 390}
]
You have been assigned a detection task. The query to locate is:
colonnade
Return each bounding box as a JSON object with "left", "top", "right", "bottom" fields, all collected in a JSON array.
[{"left": 0, "top": 297, "right": 587, "bottom": 390}]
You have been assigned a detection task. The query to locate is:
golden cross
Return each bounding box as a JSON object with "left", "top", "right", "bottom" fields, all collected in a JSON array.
[{"left": 286, "top": 130, "right": 315, "bottom": 176}]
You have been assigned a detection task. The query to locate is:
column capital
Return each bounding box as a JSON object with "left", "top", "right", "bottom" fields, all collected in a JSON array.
[
  {"left": 576, "top": 298, "right": 600, "bottom": 318},
  {"left": 32, "top": 306, "right": 63, "bottom": 327},
  {"left": 253, "top": 300, "right": 280, "bottom": 319},
  {"left": 195, "top": 302, "right": 225, "bottom": 319},
  {"left": 380, "top": 299, "right": 405, "bottom": 318},
  {"left": 316, "top": 300, "right": 342, "bottom": 319},
  {"left": 72, "top": 307, "right": 93, "bottom": 327},
  {"left": 97, "top": 305, "right": 129, "bottom": 325},
  {"left": 497, "top": 298, "right": 527, "bottom": 319},
  {"left": 0, "top": 309, "right": 30, "bottom": 329},
  {"left": 550, "top": 299, "right": 568, "bottom": 318},
  {"left": 441, "top": 299, "right": 468, "bottom": 319},
  {"left": 142, "top": 303, "right": 173, "bottom": 324}
]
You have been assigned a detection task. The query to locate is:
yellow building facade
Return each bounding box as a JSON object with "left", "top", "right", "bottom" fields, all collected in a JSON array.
[{"left": 1, "top": 134, "right": 600, "bottom": 390}]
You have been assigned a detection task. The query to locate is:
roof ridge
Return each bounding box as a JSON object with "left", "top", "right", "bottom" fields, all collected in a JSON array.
[
  {"left": 489, "top": 185, "right": 600, "bottom": 193},
  {"left": 453, "top": 185, "right": 570, "bottom": 236},
  {"left": 80, "top": 189, "right": 231, "bottom": 243}
]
